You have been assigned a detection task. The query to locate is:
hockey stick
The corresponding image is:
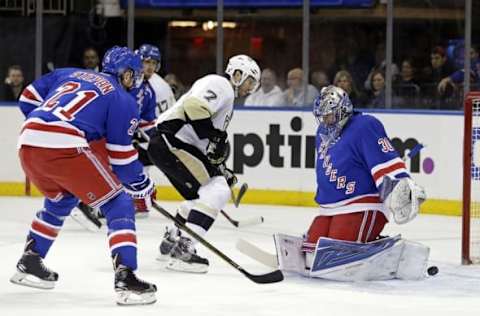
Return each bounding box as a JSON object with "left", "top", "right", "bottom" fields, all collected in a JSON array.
[
  {"left": 220, "top": 210, "right": 264, "bottom": 228},
  {"left": 151, "top": 201, "right": 284, "bottom": 284},
  {"left": 236, "top": 239, "right": 278, "bottom": 268},
  {"left": 222, "top": 182, "right": 265, "bottom": 228},
  {"left": 232, "top": 182, "right": 249, "bottom": 208}
]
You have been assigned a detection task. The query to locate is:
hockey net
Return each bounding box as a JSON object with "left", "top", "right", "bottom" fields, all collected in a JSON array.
[{"left": 463, "top": 92, "right": 480, "bottom": 264}]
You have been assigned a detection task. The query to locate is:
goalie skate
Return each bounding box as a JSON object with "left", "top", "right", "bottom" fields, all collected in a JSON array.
[
  {"left": 10, "top": 239, "right": 58, "bottom": 290},
  {"left": 166, "top": 236, "right": 209, "bottom": 273}
]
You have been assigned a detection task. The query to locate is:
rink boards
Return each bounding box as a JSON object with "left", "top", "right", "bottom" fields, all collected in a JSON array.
[{"left": 0, "top": 105, "right": 467, "bottom": 215}]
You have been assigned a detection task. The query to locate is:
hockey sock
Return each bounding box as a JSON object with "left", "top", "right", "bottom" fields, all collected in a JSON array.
[
  {"left": 28, "top": 209, "right": 64, "bottom": 258},
  {"left": 102, "top": 193, "right": 138, "bottom": 270},
  {"left": 185, "top": 208, "right": 215, "bottom": 238},
  {"left": 28, "top": 196, "right": 78, "bottom": 258}
]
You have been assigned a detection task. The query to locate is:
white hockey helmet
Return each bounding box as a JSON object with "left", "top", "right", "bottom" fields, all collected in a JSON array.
[{"left": 225, "top": 54, "right": 261, "bottom": 95}]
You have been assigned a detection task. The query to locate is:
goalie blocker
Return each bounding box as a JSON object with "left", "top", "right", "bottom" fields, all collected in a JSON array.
[{"left": 274, "top": 233, "right": 430, "bottom": 281}]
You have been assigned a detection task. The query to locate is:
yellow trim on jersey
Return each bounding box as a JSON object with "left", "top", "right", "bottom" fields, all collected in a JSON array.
[
  {"left": 183, "top": 97, "right": 212, "bottom": 120},
  {"left": 0, "top": 182, "right": 462, "bottom": 216}
]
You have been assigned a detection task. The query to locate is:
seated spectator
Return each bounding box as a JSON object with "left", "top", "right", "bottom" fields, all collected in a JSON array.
[
  {"left": 2, "top": 65, "right": 25, "bottom": 101},
  {"left": 333, "top": 70, "right": 365, "bottom": 106},
  {"left": 282, "top": 67, "right": 319, "bottom": 107},
  {"left": 394, "top": 58, "right": 421, "bottom": 107},
  {"left": 364, "top": 42, "right": 399, "bottom": 91},
  {"left": 83, "top": 47, "right": 100, "bottom": 72},
  {"left": 424, "top": 46, "right": 455, "bottom": 86},
  {"left": 421, "top": 46, "right": 456, "bottom": 107},
  {"left": 310, "top": 70, "right": 330, "bottom": 92},
  {"left": 364, "top": 70, "right": 386, "bottom": 108},
  {"left": 244, "top": 68, "right": 283, "bottom": 107},
  {"left": 165, "top": 73, "right": 186, "bottom": 100},
  {"left": 438, "top": 46, "right": 480, "bottom": 96}
]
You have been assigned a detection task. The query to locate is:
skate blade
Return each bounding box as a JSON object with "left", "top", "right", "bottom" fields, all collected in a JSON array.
[
  {"left": 10, "top": 272, "right": 55, "bottom": 290},
  {"left": 156, "top": 250, "right": 173, "bottom": 263},
  {"left": 166, "top": 258, "right": 208, "bottom": 274},
  {"left": 116, "top": 290, "right": 156, "bottom": 306}
]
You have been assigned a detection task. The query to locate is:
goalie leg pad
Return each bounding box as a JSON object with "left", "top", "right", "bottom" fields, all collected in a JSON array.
[
  {"left": 310, "top": 235, "right": 404, "bottom": 281},
  {"left": 396, "top": 240, "right": 430, "bottom": 280},
  {"left": 274, "top": 233, "right": 309, "bottom": 276}
]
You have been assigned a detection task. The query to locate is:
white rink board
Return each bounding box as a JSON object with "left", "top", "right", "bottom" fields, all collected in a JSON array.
[{"left": 0, "top": 106, "right": 464, "bottom": 201}]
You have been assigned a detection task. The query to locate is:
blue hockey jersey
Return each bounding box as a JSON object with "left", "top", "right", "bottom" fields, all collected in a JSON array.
[
  {"left": 315, "top": 112, "right": 409, "bottom": 218},
  {"left": 129, "top": 79, "right": 157, "bottom": 135},
  {"left": 18, "top": 68, "right": 144, "bottom": 185}
]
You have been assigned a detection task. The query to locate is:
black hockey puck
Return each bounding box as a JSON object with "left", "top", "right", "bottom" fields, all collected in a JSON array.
[{"left": 427, "top": 266, "right": 439, "bottom": 276}]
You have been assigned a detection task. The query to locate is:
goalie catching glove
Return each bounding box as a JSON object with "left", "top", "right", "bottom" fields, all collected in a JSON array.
[
  {"left": 381, "top": 176, "right": 426, "bottom": 225},
  {"left": 124, "top": 174, "right": 156, "bottom": 212}
]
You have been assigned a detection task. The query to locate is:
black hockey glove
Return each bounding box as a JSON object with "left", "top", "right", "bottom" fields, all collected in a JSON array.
[
  {"left": 218, "top": 163, "right": 238, "bottom": 188},
  {"left": 206, "top": 131, "right": 230, "bottom": 165}
]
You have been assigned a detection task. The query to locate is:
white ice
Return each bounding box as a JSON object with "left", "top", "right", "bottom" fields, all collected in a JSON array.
[{"left": 1, "top": 196, "right": 480, "bottom": 316}]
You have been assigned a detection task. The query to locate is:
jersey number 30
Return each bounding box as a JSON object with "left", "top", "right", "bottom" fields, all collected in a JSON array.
[{"left": 43, "top": 81, "right": 99, "bottom": 121}]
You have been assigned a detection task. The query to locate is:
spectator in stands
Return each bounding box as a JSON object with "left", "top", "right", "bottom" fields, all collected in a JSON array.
[
  {"left": 244, "top": 68, "right": 283, "bottom": 107},
  {"left": 420, "top": 46, "right": 456, "bottom": 106},
  {"left": 282, "top": 67, "right": 319, "bottom": 107},
  {"left": 364, "top": 70, "right": 386, "bottom": 108},
  {"left": 164, "top": 73, "right": 186, "bottom": 100},
  {"left": 438, "top": 46, "right": 480, "bottom": 96},
  {"left": 310, "top": 70, "right": 330, "bottom": 92},
  {"left": 333, "top": 70, "right": 365, "bottom": 106},
  {"left": 1, "top": 65, "right": 25, "bottom": 101},
  {"left": 394, "top": 58, "right": 421, "bottom": 107},
  {"left": 364, "top": 42, "right": 399, "bottom": 91},
  {"left": 82, "top": 47, "right": 100, "bottom": 72}
]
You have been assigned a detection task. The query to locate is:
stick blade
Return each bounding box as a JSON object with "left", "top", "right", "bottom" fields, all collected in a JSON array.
[
  {"left": 236, "top": 238, "right": 278, "bottom": 268},
  {"left": 241, "top": 268, "right": 284, "bottom": 284}
]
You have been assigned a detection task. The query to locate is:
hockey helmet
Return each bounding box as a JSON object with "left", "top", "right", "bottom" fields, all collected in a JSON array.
[
  {"left": 225, "top": 55, "right": 261, "bottom": 96},
  {"left": 136, "top": 44, "right": 161, "bottom": 71},
  {"left": 313, "top": 85, "right": 353, "bottom": 142},
  {"left": 102, "top": 46, "right": 142, "bottom": 82}
]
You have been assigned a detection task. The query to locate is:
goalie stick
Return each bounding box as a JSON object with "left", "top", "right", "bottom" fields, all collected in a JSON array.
[
  {"left": 236, "top": 238, "right": 278, "bottom": 268},
  {"left": 151, "top": 201, "right": 283, "bottom": 284}
]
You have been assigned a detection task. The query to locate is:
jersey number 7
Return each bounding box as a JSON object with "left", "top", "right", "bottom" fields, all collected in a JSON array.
[{"left": 42, "top": 81, "right": 99, "bottom": 121}]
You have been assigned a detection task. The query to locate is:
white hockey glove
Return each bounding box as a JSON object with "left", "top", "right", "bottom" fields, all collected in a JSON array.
[
  {"left": 124, "top": 175, "right": 157, "bottom": 212},
  {"left": 382, "top": 177, "right": 426, "bottom": 225}
]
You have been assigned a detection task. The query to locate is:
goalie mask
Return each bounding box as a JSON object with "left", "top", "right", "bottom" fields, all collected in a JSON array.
[
  {"left": 313, "top": 85, "right": 353, "bottom": 144},
  {"left": 225, "top": 55, "right": 261, "bottom": 97}
]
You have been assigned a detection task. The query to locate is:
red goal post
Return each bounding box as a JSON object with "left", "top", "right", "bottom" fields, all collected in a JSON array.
[{"left": 463, "top": 92, "right": 480, "bottom": 264}]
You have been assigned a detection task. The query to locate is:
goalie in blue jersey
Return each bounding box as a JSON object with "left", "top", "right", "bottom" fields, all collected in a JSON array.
[{"left": 274, "top": 85, "right": 429, "bottom": 281}]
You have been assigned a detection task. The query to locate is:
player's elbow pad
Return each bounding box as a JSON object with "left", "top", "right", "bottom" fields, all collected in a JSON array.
[{"left": 188, "top": 117, "right": 224, "bottom": 140}]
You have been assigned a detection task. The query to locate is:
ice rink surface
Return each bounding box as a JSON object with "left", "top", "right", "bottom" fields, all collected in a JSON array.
[{"left": 1, "top": 196, "right": 480, "bottom": 316}]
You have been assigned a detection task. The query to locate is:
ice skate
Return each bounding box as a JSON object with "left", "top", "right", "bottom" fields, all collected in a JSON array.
[
  {"left": 156, "top": 225, "right": 180, "bottom": 262},
  {"left": 167, "top": 236, "right": 209, "bottom": 273},
  {"left": 113, "top": 255, "right": 157, "bottom": 306},
  {"left": 10, "top": 239, "right": 58, "bottom": 290}
]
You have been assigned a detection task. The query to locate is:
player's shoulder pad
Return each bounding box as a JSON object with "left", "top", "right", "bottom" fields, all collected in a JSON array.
[
  {"left": 201, "top": 74, "right": 233, "bottom": 94},
  {"left": 349, "top": 112, "right": 385, "bottom": 134}
]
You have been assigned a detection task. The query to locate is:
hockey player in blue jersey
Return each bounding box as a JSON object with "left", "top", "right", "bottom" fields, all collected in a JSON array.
[
  {"left": 272, "top": 86, "right": 429, "bottom": 281},
  {"left": 11, "top": 46, "right": 157, "bottom": 305}
]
